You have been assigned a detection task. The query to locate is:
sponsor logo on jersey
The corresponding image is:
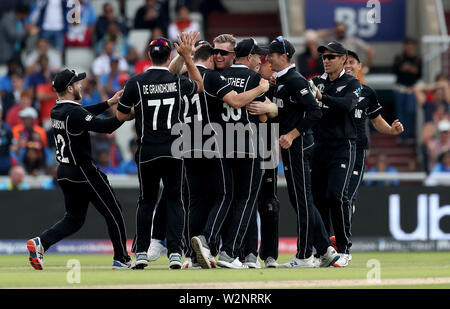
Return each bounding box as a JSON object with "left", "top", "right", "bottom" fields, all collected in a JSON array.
[
  {"left": 300, "top": 88, "right": 309, "bottom": 96},
  {"left": 85, "top": 115, "right": 93, "bottom": 121}
]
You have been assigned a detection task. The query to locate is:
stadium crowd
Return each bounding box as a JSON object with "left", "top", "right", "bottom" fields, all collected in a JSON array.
[{"left": 0, "top": 0, "right": 449, "bottom": 191}]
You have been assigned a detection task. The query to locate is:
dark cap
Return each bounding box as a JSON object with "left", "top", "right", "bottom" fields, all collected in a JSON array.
[
  {"left": 268, "top": 36, "right": 295, "bottom": 58},
  {"left": 318, "top": 41, "right": 347, "bottom": 55},
  {"left": 347, "top": 50, "right": 360, "bottom": 63},
  {"left": 149, "top": 37, "right": 172, "bottom": 52},
  {"left": 195, "top": 40, "right": 210, "bottom": 48},
  {"left": 235, "top": 38, "right": 269, "bottom": 57},
  {"left": 52, "top": 69, "right": 86, "bottom": 93}
]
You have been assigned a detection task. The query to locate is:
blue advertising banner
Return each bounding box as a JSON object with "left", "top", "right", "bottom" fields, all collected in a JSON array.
[{"left": 305, "top": 0, "right": 406, "bottom": 41}]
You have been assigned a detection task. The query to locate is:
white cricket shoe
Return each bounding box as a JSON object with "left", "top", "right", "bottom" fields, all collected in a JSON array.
[
  {"left": 319, "top": 246, "right": 340, "bottom": 267},
  {"left": 333, "top": 254, "right": 350, "bottom": 268},
  {"left": 183, "top": 257, "right": 201, "bottom": 269},
  {"left": 280, "top": 255, "right": 318, "bottom": 268},
  {"left": 264, "top": 257, "right": 279, "bottom": 268},
  {"left": 147, "top": 239, "right": 166, "bottom": 261},
  {"left": 243, "top": 253, "right": 261, "bottom": 269},
  {"left": 217, "top": 251, "right": 249, "bottom": 269}
]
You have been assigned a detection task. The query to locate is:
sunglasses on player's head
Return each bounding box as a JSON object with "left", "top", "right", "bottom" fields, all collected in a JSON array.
[
  {"left": 212, "top": 48, "right": 234, "bottom": 56},
  {"left": 276, "top": 36, "right": 287, "bottom": 55},
  {"left": 64, "top": 69, "right": 78, "bottom": 89},
  {"left": 321, "top": 54, "right": 344, "bottom": 61},
  {"left": 150, "top": 39, "right": 170, "bottom": 47}
]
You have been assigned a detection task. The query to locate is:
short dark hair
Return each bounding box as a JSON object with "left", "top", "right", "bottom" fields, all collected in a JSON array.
[
  {"left": 194, "top": 44, "right": 213, "bottom": 62},
  {"left": 149, "top": 37, "right": 172, "bottom": 65}
]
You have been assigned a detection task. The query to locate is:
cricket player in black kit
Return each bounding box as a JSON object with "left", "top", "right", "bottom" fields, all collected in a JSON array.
[
  {"left": 309, "top": 42, "right": 361, "bottom": 267},
  {"left": 168, "top": 41, "right": 270, "bottom": 269},
  {"left": 262, "top": 37, "right": 340, "bottom": 268},
  {"left": 27, "top": 69, "right": 133, "bottom": 270},
  {"left": 330, "top": 50, "right": 403, "bottom": 260},
  {"left": 117, "top": 33, "right": 204, "bottom": 270},
  {"left": 212, "top": 38, "right": 270, "bottom": 269}
]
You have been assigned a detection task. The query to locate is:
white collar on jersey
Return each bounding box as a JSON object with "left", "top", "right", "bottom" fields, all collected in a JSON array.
[
  {"left": 147, "top": 66, "right": 170, "bottom": 71},
  {"left": 195, "top": 64, "right": 208, "bottom": 69},
  {"left": 231, "top": 64, "right": 249, "bottom": 69},
  {"left": 320, "top": 68, "right": 346, "bottom": 80},
  {"left": 274, "top": 64, "right": 296, "bottom": 78},
  {"left": 56, "top": 99, "right": 81, "bottom": 106}
]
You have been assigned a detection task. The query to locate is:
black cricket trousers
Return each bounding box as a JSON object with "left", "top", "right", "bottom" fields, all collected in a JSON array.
[
  {"left": 347, "top": 147, "right": 366, "bottom": 221},
  {"left": 241, "top": 167, "right": 280, "bottom": 261},
  {"left": 311, "top": 140, "right": 356, "bottom": 254},
  {"left": 133, "top": 144, "right": 185, "bottom": 255},
  {"left": 281, "top": 135, "right": 330, "bottom": 259},
  {"left": 39, "top": 163, "right": 130, "bottom": 262}
]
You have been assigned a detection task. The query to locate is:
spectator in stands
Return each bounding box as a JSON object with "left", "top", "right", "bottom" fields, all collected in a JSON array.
[
  {"left": 0, "top": 166, "right": 30, "bottom": 190},
  {"left": 392, "top": 37, "right": 422, "bottom": 140},
  {"left": 24, "top": 37, "right": 62, "bottom": 75},
  {"left": 11, "top": 107, "right": 48, "bottom": 160},
  {"left": 432, "top": 149, "right": 450, "bottom": 173},
  {"left": 427, "top": 119, "right": 450, "bottom": 169},
  {"left": 95, "top": 2, "right": 128, "bottom": 42},
  {"left": 134, "top": 0, "right": 167, "bottom": 31},
  {"left": 297, "top": 30, "right": 323, "bottom": 80},
  {"left": 96, "top": 21, "right": 129, "bottom": 57},
  {"left": 0, "top": 58, "right": 25, "bottom": 95},
  {"left": 119, "top": 140, "right": 138, "bottom": 175},
  {"left": 29, "top": 0, "right": 68, "bottom": 51},
  {"left": 5, "top": 90, "right": 35, "bottom": 128},
  {"left": 64, "top": 0, "right": 97, "bottom": 48},
  {"left": 22, "top": 141, "right": 46, "bottom": 176},
  {"left": 35, "top": 72, "right": 57, "bottom": 130},
  {"left": 421, "top": 105, "right": 449, "bottom": 172},
  {"left": 425, "top": 149, "right": 450, "bottom": 186},
  {"left": 3, "top": 74, "right": 29, "bottom": 120},
  {"left": 81, "top": 75, "right": 102, "bottom": 108},
  {"left": 317, "top": 22, "right": 375, "bottom": 76},
  {"left": 365, "top": 154, "right": 399, "bottom": 186},
  {"left": 413, "top": 73, "right": 450, "bottom": 123},
  {"left": 0, "top": 105, "right": 13, "bottom": 175},
  {"left": 167, "top": 4, "right": 200, "bottom": 43},
  {"left": 126, "top": 46, "right": 140, "bottom": 75},
  {"left": 27, "top": 55, "right": 51, "bottom": 95},
  {"left": 91, "top": 133, "right": 122, "bottom": 168},
  {"left": 99, "top": 57, "right": 122, "bottom": 99},
  {"left": 96, "top": 150, "right": 121, "bottom": 175},
  {"left": 0, "top": 2, "right": 37, "bottom": 65},
  {"left": 92, "top": 40, "right": 129, "bottom": 78}
]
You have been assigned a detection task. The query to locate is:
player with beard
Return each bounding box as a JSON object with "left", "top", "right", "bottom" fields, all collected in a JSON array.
[{"left": 27, "top": 69, "right": 134, "bottom": 270}]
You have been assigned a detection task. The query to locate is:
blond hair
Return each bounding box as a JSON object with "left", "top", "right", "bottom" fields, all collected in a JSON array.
[{"left": 213, "top": 34, "right": 237, "bottom": 48}]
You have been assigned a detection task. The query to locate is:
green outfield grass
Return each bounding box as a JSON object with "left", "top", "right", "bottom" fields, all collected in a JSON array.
[{"left": 1, "top": 252, "right": 449, "bottom": 288}]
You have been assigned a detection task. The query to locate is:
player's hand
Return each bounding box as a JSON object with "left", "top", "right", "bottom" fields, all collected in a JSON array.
[
  {"left": 391, "top": 119, "right": 404, "bottom": 135},
  {"left": 107, "top": 89, "right": 124, "bottom": 106},
  {"left": 246, "top": 101, "right": 271, "bottom": 115},
  {"left": 259, "top": 78, "right": 270, "bottom": 93},
  {"left": 269, "top": 74, "right": 277, "bottom": 86},
  {"left": 308, "top": 80, "right": 322, "bottom": 100},
  {"left": 279, "top": 134, "right": 294, "bottom": 149},
  {"left": 175, "top": 31, "right": 200, "bottom": 59}
]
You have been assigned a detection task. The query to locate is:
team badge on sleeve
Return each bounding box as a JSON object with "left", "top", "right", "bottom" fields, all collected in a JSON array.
[
  {"left": 300, "top": 88, "right": 309, "bottom": 96},
  {"left": 85, "top": 114, "right": 93, "bottom": 121}
]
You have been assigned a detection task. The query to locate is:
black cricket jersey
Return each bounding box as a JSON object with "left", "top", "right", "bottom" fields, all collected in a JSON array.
[
  {"left": 50, "top": 100, "right": 123, "bottom": 166},
  {"left": 311, "top": 70, "right": 362, "bottom": 142},
  {"left": 354, "top": 84, "right": 382, "bottom": 149},
  {"left": 182, "top": 64, "right": 234, "bottom": 157},
  {"left": 220, "top": 64, "right": 266, "bottom": 157},
  {"left": 118, "top": 66, "right": 197, "bottom": 145},
  {"left": 272, "top": 65, "right": 322, "bottom": 137}
]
